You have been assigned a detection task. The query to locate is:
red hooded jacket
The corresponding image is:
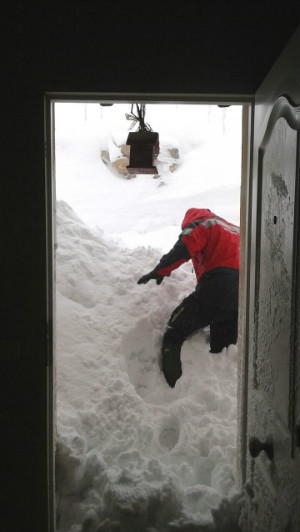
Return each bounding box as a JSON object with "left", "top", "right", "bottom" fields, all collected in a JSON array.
[{"left": 156, "top": 208, "right": 239, "bottom": 282}]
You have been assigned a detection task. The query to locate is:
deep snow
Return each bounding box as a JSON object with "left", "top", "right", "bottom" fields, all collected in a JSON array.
[{"left": 54, "top": 103, "right": 243, "bottom": 532}]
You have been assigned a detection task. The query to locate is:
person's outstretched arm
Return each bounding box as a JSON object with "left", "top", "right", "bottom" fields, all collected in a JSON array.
[{"left": 137, "top": 238, "right": 190, "bottom": 285}]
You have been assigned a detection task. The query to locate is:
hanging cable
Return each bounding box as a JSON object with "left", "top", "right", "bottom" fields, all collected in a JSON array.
[{"left": 125, "top": 103, "right": 152, "bottom": 132}]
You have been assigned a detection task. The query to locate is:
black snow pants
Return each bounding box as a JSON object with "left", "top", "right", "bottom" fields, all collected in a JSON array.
[{"left": 162, "top": 267, "right": 239, "bottom": 387}]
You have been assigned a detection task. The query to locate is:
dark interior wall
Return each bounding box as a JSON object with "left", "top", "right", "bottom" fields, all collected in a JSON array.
[
  {"left": 1, "top": 2, "right": 300, "bottom": 531},
  {"left": 1, "top": 95, "right": 50, "bottom": 531},
  {"left": 3, "top": 1, "right": 300, "bottom": 95}
]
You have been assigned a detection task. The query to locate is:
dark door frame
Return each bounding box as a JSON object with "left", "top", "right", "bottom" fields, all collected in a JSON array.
[{"left": 44, "top": 92, "right": 253, "bottom": 530}]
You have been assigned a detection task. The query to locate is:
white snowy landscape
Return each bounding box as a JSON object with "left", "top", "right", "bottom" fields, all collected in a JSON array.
[{"left": 54, "top": 102, "right": 243, "bottom": 532}]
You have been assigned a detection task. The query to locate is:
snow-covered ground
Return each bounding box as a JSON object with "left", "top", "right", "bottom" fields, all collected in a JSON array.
[{"left": 54, "top": 103, "right": 243, "bottom": 532}]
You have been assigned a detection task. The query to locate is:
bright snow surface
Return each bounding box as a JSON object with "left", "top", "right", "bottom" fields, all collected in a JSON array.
[{"left": 55, "top": 103, "right": 243, "bottom": 532}]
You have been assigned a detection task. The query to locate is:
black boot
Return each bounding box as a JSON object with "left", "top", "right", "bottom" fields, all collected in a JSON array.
[{"left": 161, "top": 327, "right": 183, "bottom": 388}]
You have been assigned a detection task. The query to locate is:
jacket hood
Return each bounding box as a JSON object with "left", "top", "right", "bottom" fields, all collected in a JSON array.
[{"left": 181, "top": 208, "right": 212, "bottom": 229}]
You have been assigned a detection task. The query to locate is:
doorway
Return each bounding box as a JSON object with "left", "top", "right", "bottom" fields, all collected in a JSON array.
[{"left": 46, "top": 96, "right": 249, "bottom": 532}]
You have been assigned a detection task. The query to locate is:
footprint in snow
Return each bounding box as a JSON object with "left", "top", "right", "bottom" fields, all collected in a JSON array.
[{"left": 159, "top": 416, "right": 180, "bottom": 450}]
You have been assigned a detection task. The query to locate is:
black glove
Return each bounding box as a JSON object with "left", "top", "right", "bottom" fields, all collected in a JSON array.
[{"left": 137, "top": 270, "right": 164, "bottom": 285}]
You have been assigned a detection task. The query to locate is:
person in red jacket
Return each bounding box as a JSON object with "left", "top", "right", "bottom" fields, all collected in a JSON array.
[{"left": 137, "top": 208, "right": 240, "bottom": 388}]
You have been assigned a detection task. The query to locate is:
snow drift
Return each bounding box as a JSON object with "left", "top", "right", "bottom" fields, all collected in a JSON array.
[
  {"left": 56, "top": 202, "right": 240, "bottom": 532},
  {"left": 54, "top": 103, "right": 243, "bottom": 532}
]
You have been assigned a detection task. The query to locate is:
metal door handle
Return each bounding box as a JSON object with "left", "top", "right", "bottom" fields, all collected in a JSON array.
[{"left": 248, "top": 436, "right": 273, "bottom": 460}]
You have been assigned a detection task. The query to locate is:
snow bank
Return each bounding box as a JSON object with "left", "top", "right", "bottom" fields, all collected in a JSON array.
[
  {"left": 55, "top": 103, "right": 243, "bottom": 531},
  {"left": 56, "top": 201, "right": 240, "bottom": 532}
]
